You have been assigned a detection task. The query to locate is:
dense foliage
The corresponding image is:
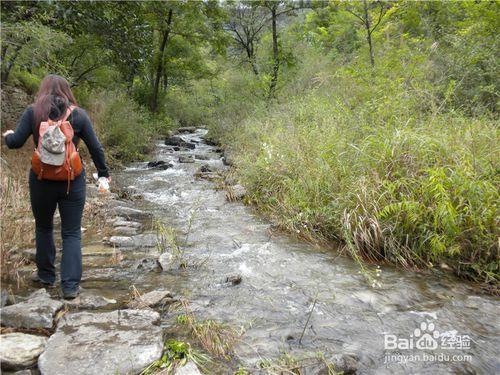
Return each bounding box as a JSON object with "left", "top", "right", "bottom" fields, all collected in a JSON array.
[{"left": 1, "top": 1, "right": 498, "bottom": 288}]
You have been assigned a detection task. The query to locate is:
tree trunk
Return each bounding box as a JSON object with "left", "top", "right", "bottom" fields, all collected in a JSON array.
[
  {"left": 150, "top": 9, "right": 173, "bottom": 113},
  {"left": 268, "top": 4, "right": 279, "bottom": 99},
  {"left": 246, "top": 43, "right": 259, "bottom": 75},
  {"left": 363, "top": 0, "right": 375, "bottom": 67}
]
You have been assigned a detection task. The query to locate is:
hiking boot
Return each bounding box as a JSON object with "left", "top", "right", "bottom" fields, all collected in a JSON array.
[
  {"left": 30, "top": 271, "right": 55, "bottom": 288},
  {"left": 61, "top": 286, "right": 81, "bottom": 300}
]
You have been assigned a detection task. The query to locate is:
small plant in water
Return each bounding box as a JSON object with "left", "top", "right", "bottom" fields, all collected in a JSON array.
[
  {"left": 175, "top": 301, "right": 241, "bottom": 358},
  {"left": 155, "top": 219, "right": 187, "bottom": 268},
  {"left": 140, "top": 339, "right": 210, "bottom": 375}
]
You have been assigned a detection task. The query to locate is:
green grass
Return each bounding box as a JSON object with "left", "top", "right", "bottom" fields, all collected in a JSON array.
[{"left": 206, "top": 46, "right": 499, "bottom": 290}]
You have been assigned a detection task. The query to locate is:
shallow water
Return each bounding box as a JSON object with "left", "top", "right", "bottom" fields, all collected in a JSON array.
[
  {"left": 6, "top": 129, "right": 499, "bottom": 374},
  {"left": 110, "top": 129, "right": 499, "bottom": 374}
]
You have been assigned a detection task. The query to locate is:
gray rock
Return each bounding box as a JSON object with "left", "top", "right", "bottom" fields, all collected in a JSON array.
[
  {"left": 177, "top": 126, "right": 197, "bottom": 133},
  {"left": 222, "top": 149, "right": 236, "bottom": 166},
  {"left": 127, "top": 290, "right": 174, "bottom": 309},
  {"left": 157, "top": 252, "right": 174, "bottom": 271},
  {"left": 318, "top": 354, "right": 358, "bottom": 375},
  {"left": 147, "top": 160, "right": 173, "bottom": 170},
  {"left": 64, "top": 291, "right": 117, "bottom": 310},
  {"left": 0, "top": 333, "right": 47, "bottom": 370},
  {"left": 133, "top": 258, "right": 159, "bottom": 272},
  {"left": 174, "top": 361, "right": 202, "bottom": 375},
  {"left": 132, "top": 233, "right": 158, "bottom": 248},
  {"left": 108, "top": 236, "right": 135, "bottom": 248},
  {"left": 38, "top": 309, "right": 162, "bottom": 375},
  {"left": 165, "top": 135, "right": 196, "bottom": 149},
  {"left": 194, "top": 154, "right": 210, "bottom": 160},
  {"left": 113, "top": 226, "right": 139, "bottom": 236},
  {"left": 0, "top": 289, "right": 63, "bottom": 329},
  {"left": 178, "top": 155, "right": 195, "bottom": 163},
  {"left": 110, "top": 206, "right": 153, "bottom": 221},
  {"left": 113, "top": 220, "right": 142, "bottom": 229}
]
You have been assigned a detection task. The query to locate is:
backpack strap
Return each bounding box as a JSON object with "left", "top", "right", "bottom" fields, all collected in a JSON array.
[{"left": 62, "top": 105, "right": 76, "bottom": 122}]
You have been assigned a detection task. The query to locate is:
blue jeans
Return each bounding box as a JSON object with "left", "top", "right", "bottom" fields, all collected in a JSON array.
[{"left": 29, "top": 169, "right": 86, "bottom": 292}]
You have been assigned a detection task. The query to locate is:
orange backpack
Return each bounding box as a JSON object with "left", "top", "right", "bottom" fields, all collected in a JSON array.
[{"left": 31, "top": 105, "right": 83, "bottom": 192}]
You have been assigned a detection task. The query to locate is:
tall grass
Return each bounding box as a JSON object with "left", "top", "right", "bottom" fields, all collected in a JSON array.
[{"left": 207, "top": 46, "right": 499, "bottom": 289}]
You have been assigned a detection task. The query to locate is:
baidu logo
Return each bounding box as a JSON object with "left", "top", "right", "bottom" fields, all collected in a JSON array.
[{"left": 384, "top": 320, "right": 471, "bottom": 351}]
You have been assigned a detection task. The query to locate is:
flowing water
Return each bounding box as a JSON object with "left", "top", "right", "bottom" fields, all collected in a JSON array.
[{"left": 7, "top": 129, "right": 499, "bottom": 374}]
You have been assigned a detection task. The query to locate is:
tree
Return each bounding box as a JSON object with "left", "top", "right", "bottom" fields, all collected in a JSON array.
[
  {"left": 226, "top": 2, "right": 269, "bottom": 75},
  {"left": 343, "top": 0, "right": 390, "bottom": 67}
]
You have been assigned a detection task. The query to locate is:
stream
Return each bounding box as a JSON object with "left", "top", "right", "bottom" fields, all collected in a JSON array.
[
  {"left": 4, "top": 129, "right": 499, "bottom": 374},
  {"left": 112, "top": 129, "right": 499, "bottom": 374}
]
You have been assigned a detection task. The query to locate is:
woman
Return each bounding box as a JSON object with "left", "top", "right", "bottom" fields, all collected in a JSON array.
[{"left": 2, "top": 74, "right": 110, "bottom": 299}]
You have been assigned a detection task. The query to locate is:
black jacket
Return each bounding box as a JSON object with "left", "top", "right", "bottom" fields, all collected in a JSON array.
[{"left": 5, "top": 106, "right": 109, "bottom": 178}]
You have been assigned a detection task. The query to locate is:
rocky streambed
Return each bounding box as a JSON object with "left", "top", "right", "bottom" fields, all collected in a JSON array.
[{"left": 1, "top": 128, "right": 499, "bottom": 374}]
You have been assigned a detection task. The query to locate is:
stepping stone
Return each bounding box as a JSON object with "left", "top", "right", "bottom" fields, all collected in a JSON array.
[
  {"left": 127, "top": 290, "right": 174, "bottom": 309},
  {"left": 64, "top": 290, "right": 117, "bottom": 310},
  {"left": 113, "top": 226, "right": 139, "bottom": 236},
  {"left": 0, "top": 289, "right": 63, "bottom": 329},
  {"left": 0, "top": 332, "right": 47, "bottom": 370},
  {"left": 112, "top": 220, "right": 142, "bottom": 229},
  {"left": 110, "top": 206, "right": 153, "bottom": 221},
  {"left": 38, "top": 309, "right": 163, "bottom": 375}
]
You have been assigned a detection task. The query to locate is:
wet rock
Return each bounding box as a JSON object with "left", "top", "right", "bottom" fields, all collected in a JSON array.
[
  {"left": 165, "top": 135, "right": 196, "bottom": 149},
  {"left": 38, "top": 309, "right": 163, "bottom": 375},
  {"left": 222, "top": 149, "right": 236, "bottom": 166},
  {"left": 113, "top": 219, "right": 142, "bottom": 229},
  {"left": 174, "top": 361, "right": 202, "bottom": 375},
  {"left": 113, "top": 226, "right": 139, "bottom": 236},
  {"left": 108, "top": 236, "right": 135, "bottom": 248},
  {"left": 203, "top": 136, "right": 220, "bottom": 147},
  {"left": 63, "top": 291, "right": 117, "bottom": 310},
  {"left": 0, "top": 289, "right": 63, "bottom": 329},
  {"left": 194, "top": 154, "right": 210, "bottom": 160},
  {"left": 177, "top": 126, "right": 197, "bottom": 133},
  {"left": 147, "top": 160, "right": 173, "bottom": 170},
  {"left": 157, "top": 252, "right": 174, "bottom": 271},
  {"left": 179, "top": 155, "right": 195, "bottom": 163},
  {"left": 133, "top": 257, "right": 159, "bottom": 272},
  {"left": 225, "top": 184, "right": 247, "bottom": 201},
  {"left": 127, "top": 290, "right": 174, "bottom": 309},
  {"left": 0, "top": 332, "right": 47, "bottom": 370},
  {"left": 21, "top": 249, "right": 36, "bottom": 262},
  {"left": 132, "top": 233, "right": 157, "bottom": 248},
  {"left": 225, "top": 274, "right": 242, "bottom": 286},
  {"left": 319, "top": 354, "right": 358, "bottom": 375},
  {"left": 110, "top": 206, "right": 153, "bottom": 221}
]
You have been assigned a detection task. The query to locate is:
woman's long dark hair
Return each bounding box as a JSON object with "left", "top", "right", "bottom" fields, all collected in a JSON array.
[{"left": 33, "top": 75, "right": 77, "bottom": 129}]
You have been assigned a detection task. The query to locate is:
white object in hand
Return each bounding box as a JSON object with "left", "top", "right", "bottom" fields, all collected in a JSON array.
[{"left": 97, "top": 177, "right": 110, "bottom": 193}]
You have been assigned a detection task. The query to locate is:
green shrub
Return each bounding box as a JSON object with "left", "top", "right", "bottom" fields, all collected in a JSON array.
[{"left": 86, "top": 90, "right": 166, "bottom": 164}]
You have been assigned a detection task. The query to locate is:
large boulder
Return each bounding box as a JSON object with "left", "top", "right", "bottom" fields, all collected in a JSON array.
[
  {"left": 0, "top": 289, "right": 63, "bottom": 329},
  {"left": 0, "top": 333, "right": 47, "bottom": 370},
  {"left": 38, "top": 309, "right": 163, "bottom": 375}
]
